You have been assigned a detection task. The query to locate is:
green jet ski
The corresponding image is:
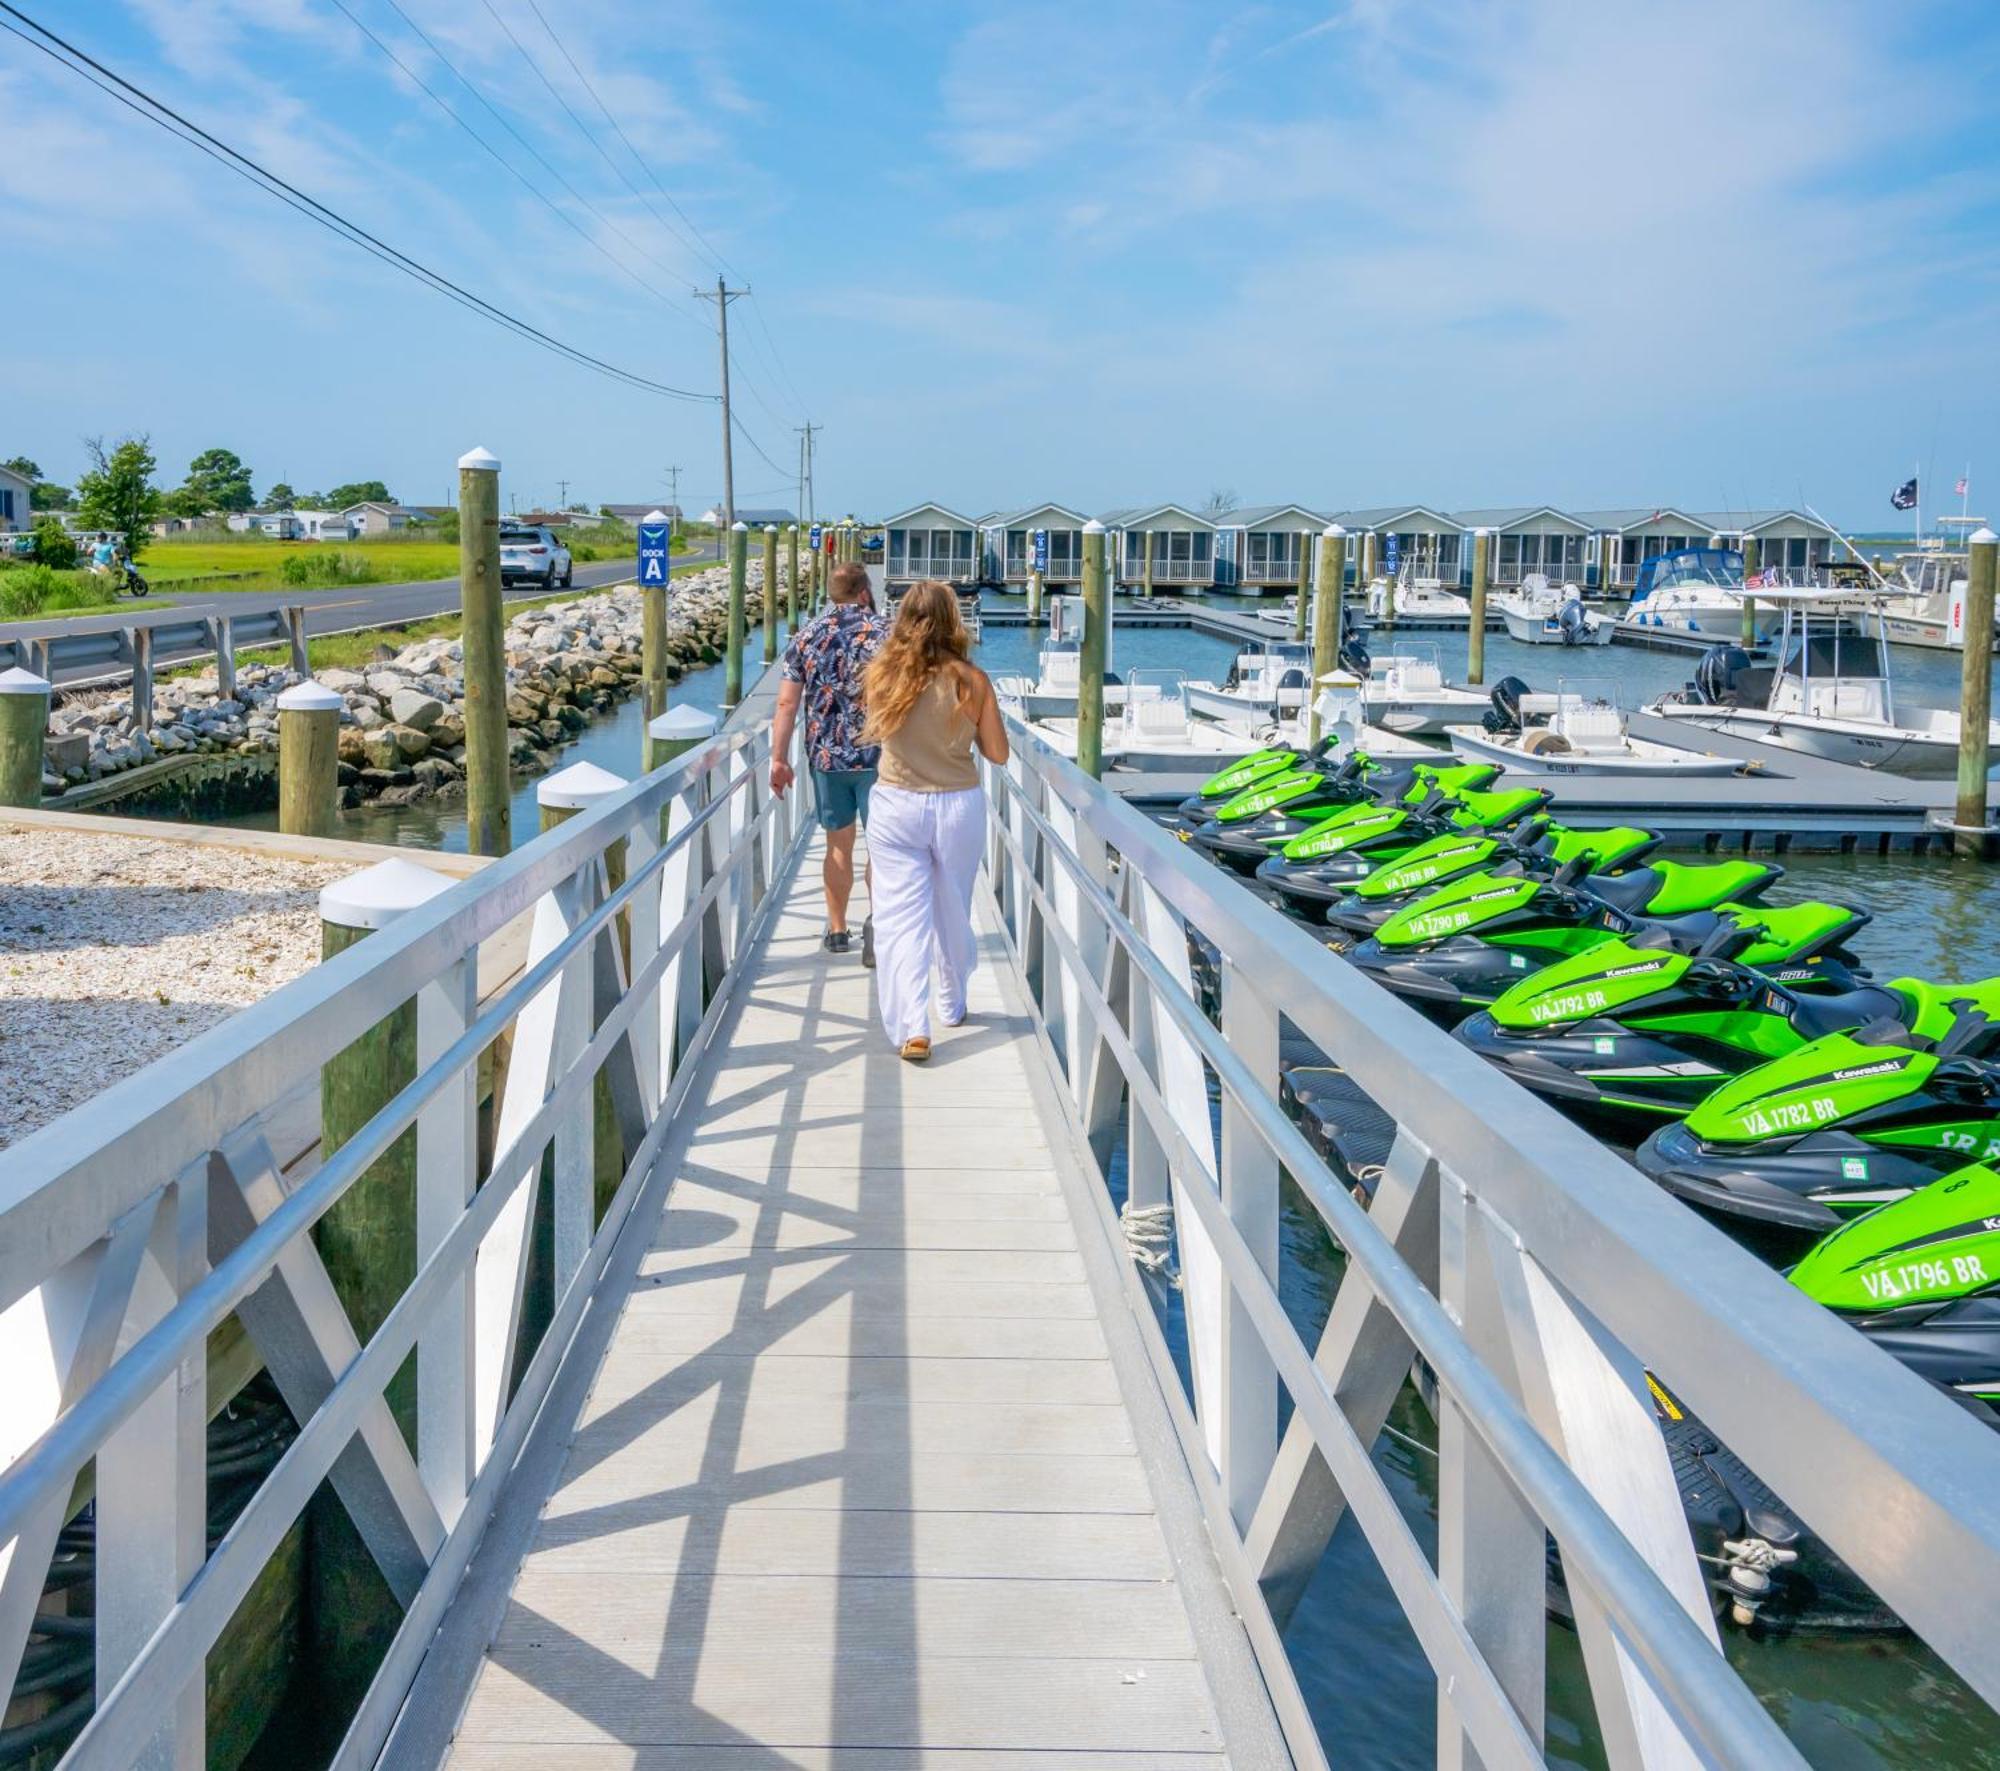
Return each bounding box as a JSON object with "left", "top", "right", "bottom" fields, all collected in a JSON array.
[
  {"left": 1175, "top": 734, "right": 1344, "bottom": 827},
  {"left": 1636, "top": 989, "right": 2000, "bottom": 1235},
  {"left": 1295, "top": 820, "right": 1661, "bottom": 931},
  {"left": 1189, "top": 761, "right": 1500, "bottom": 873},
  {"left": 1337, "top": 856, "right": 1784, "bottom": 1008},
  {"left": 1242, "top": 787, "right": 1554, "bottom": 899},
  {"left": 1452, "top": 910, "right": 1888, "bottom": 1128}
]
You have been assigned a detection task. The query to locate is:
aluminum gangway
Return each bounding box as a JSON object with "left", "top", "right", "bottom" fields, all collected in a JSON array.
[{"left": 1, "top": 716, "right": 1998, "bottom": 1769}]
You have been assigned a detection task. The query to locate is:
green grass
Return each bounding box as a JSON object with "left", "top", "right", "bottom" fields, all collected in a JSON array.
[{"left": 143, "top": 537, "right": 464, "bottom": 590}]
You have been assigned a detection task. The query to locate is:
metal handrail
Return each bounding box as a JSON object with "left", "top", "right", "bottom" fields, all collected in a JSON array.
[
  {"left": 981, "top": 716, "right": 2000, "bottom": 1766},
  {"left": 0, "top": 720, "right": 811, "bottom": 1767}
]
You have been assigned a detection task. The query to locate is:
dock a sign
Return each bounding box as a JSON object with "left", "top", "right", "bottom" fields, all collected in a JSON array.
[
  {"left": 1033, "top": 528, "right": 1049, "bottom": 572},
  {"left": 637, "top": 512, "right": 671, "bottom": 587}
]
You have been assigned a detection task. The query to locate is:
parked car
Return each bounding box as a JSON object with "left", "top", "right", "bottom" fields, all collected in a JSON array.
[{"left": 499, "top": 524, "right": 573, "bottom": 590}]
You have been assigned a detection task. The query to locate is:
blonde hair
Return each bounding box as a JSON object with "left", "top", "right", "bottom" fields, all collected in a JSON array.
[{"left": 862, "top": 580, "right": 977, "bottom": 742}]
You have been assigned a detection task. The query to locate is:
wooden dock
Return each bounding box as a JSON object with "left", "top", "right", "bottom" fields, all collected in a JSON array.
[{"left": 415, "top": 838, "right": 1282, "bottom": 1767}]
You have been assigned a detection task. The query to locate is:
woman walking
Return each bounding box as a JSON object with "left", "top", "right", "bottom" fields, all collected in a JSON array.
[{"left": 860, "top": 580, "right": 1010, "bottom": 1062}]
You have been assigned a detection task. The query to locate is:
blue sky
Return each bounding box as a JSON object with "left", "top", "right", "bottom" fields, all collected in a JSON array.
[{"left": 2, "top": 0, "right": 1997, "bottom": 527}]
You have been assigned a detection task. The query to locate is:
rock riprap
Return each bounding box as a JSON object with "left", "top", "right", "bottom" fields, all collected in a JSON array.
[{"left": 39, "top": 565, "right": 769, "bottom": 805}]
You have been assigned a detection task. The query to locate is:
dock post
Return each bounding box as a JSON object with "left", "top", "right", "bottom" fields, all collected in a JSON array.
[
  {"left": 286, "top": 604, "right": 310, "bottom": 676},
  {"left": 1292, "top": 537, "right": 1311, "bottom": 640},
  {"left": 1467, "top": 527, "right": 1492, "bottom": 683},
  {"left": 1142, "top": 528, "right": 1155, "bottom": 598},
  {"left": 647, "top": 704, "right": 718, "bottom": 773},
  {"left": 314, "top": 856, "right": 457, "bottom": 1711},
  {"left": 1028, "top": 566, "right": 1044, "bottom": 627},
  {"left": 1362, "top": 529, "right": 1378, "bottom": 591},
  {"left": 540, "top": 761, "right": 630, "bottom": 1226},
  {"left": 1744, "top": 543, "right": 1760, "bottom": 655},
  {"left": 1077, "top": 520, "right": 1109, "bottom": 779},
  {"left": 786, "top": 524, "right": 800, "bottom": 631},
  {"left": 205, "top": 614, "right": 237, "bottom": 700},
  {"left": 641, "top": 529, "right": 670, "bottom": 730},
  {"left": 1956, "top": 528, "right": 1997, "bottom": 857},
  {"left": 277, "top": 679, "right": 343, "bottom": 837},
  {"left": 0, "top": 666, "right": 50, "bottom": 806},
  {"left": 762, "top": 525, "right": 780, "bottom": 664},
  {"left": 1310, "top": 525, "right": 1347, "bottom": 743},
  {"left": 458, "top": 445, "right": 511, "bottom": 857},
  {"left": 725, "top": 521, "right": 749, "bottom": 708},
  {"left": 130, "top": 624, "right": 154, "bottom": 734}
]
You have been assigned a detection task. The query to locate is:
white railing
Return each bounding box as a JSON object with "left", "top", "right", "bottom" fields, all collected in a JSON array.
[
  {"left": 982, "top": 721, "right": 2000, "bottom": 1771},
  {"left": 0, "top": 721, "right": 809, "bottom": 1768},
  {"left": 1240, "top": 558, "right": 1305, "bottom": 583}
]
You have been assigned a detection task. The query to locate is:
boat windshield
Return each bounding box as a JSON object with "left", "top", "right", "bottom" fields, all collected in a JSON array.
[
  {"left": 1632, "top": 547, "right": 1744, "bottom": 602},
  {"left": 1780, "top": 631, "right": 1887, "bottom": 680}
]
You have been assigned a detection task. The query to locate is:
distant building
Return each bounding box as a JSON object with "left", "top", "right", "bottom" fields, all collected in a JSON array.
[
  {"left": 1696, "top": 509, "right": 1841, "bottom": 576},
  {"left": 1213, "top": 504, "right": 1330, "bottom": 591},
  {"left": 296, "top": 509, "right": 358, "bottom": 542},
  {"left": 1100, "top": 504, "right": 1219, "bottom": 590},
  {"left": 699, "top": 506, "right": 795, "bottom": 528},
  {"left": 0, "top": 461, "right": 29, "bottom": 532},
  {"left": 1573, "top": 509, "right": 1716, "bottom": 589},
  {"left": 977, "top": 503, "right": 1089, "bottom": 586},
  {"left": 225, "top": 511, "right": 307, "bottom": 539},
  {"left": 344, "top": 501, "right": 432, "bottom": 536},
  {"left": 882, "top": 503, "right": 978, "bottom": 584},
  {"left": 1454, "top": 506, "right": 1594, "bottom": 588},
  {"left": 1334, "top": 506, "right": 1466, "bottom": 583},
  {"left": 600, "top": 503, "right": 682, "bottom": 526}
]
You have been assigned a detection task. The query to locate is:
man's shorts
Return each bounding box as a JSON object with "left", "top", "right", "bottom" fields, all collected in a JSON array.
[{"left": 812, "top": 767, "right": 876, "bottom": 832}]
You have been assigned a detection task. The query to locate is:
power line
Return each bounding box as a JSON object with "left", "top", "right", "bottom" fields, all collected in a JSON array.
[
  {"left": 520, "top": 0, "right": 737, "bottom": 280},
  {"left": 745, "top": 291, "right": 810, "bottom": 416},
  {"left": 0, "top": 2, "right": 716, "bottom": 403}
]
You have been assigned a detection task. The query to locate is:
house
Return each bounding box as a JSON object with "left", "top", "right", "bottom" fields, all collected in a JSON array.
[
  {"left": 699, "top": 506, "right": 796, "bottom": 528},
  {"left": 1695, "top": 509, "right": 1842, "bottom": 577},
  {"left": 977, "top": 503, "right": 1089, "bottom": 586},
  {"left": 1099, "top": 505, "right": 1218, "bottom": 590},
  {"left": 1453, "top": 506, "right": 1594, "bottom": 588},
  {"left": 344, "top": 501, "right": 427, "bottom": 536},
  {"left": 1334, "top": 506, "right": 1465, "bottom": 583},
  {"left": 1573, "top": 509, "right": 1717, "bottom": 589},
  {"left": 882, "top": 503, "right": 980, "bottom": 584},
  {"left": 0, "top": 462, "right": 31, "bottom": 532},
  {"left": 296, "top": 509, "right": 358, "bottom": 542},
  {"left": 1212, "top": 504, "right": 1329, "bottom": 591},
  {"left": 225, "top": 511, "right": 307, "bottom": 539},
  {"left": 601, "top": 503, "right": 681, "bottom": 527}
]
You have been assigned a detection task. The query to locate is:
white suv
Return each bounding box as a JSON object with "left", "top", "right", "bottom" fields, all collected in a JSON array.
[{"left": 499, "top": 524, "right": 573, "bottom": 590}]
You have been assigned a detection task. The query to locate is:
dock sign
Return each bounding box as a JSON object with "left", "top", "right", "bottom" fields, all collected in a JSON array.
[
  {"left": 1384, "top": 532, "right": 1400, "bottom": 574},
  {"left": 637, "top": 519, "right": 671, "bottom": 587},
  {"left": 1033, "top": 529, "right": 1049, "bottom": 571},
  {"left": 809, "top": 524, "right": 822, "bottom": 550}
]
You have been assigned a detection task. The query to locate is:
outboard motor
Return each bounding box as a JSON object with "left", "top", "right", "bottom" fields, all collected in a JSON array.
[
  {"left": 1482, "top": 675, "right": 1530, "bottom": 735},
  {"left": 1338, "top": 629, "right": 1372, "bottom": 675},
  {"left": 1557, "top": 599, "right": 1589, "bottom": 646},
  {"left": 1693, "top": 645, "right": 1752, "bottom": 706}
]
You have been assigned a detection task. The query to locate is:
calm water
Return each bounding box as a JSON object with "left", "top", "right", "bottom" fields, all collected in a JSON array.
[{"left": 217, "top": 600, "right": 1998, "bottom": 1764}]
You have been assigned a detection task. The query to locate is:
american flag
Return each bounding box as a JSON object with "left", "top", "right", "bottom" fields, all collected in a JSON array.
[{"left": 1957, "top": 476, "right": 1970, "bottom": 497}]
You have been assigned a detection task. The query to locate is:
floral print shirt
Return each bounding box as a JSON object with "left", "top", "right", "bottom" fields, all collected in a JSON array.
[{"left": 781, "top": 602, "right": 888, "bottom": 773}]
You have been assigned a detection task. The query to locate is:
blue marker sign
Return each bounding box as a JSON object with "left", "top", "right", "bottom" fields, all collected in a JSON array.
[
  {"left": 637, "top": 520, "right": 671, "bottom": 587},
  {"left": 1032, "top": 528, "right": 1049, "bottom": 572},
  {"left": 808, "top": 523, "right": 822, "bottom": 550},
  {"left": 1384, "top": 532, "right": 1401, "bottom": 574}
]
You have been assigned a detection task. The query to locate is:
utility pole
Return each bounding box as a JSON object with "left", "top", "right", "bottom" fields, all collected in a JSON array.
[
  {"left": 664, "top": 465, "right": 681, "bottom": 525},
  {"left": 694, "top": 277, "right": 749, "bottom": 529},
  {"left": 795, "top": 422, "right": 819, "bottom": 528},
  {"left": 557, "top": 478, "right": 570, "bottom": 509}
]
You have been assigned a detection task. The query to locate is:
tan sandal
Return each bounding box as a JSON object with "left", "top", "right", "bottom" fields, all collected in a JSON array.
[{"left": 899, "top": 1037, "right": 931, "bottom": 1064}]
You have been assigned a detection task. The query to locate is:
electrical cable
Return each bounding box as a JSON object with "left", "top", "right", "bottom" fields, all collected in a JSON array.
[
  {"left": 744, "top": 290, "right": 810, "bottom": 415},
  {"left": 0, "top": 2, "right": 715, "bottom": 402},
  {"left": 730, "top": 411, "right": 793, "bottom": 481}
]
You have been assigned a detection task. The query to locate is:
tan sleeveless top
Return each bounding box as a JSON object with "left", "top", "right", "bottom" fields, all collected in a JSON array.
[{"left": 877, "top": 668, "right": 981, "bottom": 792}]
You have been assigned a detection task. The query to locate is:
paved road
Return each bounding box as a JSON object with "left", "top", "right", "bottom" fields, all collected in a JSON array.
[{"left": 1, "top": 541, "right": 722, "bottom": 686}]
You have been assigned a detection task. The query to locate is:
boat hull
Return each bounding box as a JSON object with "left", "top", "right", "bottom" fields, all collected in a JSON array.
[
  {"left": 1442, "top": 724, "right": 1744, "bottom": 777},
  {"left": 1500, "top": 608, "right": 1613, "bottom": 646},
  {"left": 1649, "top": 705, "right": 1983, "bottom": 779}
]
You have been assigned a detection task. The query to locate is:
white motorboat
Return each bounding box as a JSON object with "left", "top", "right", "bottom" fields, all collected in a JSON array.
[
  {"left": 1361, "top": 644, "right": 1550, "bottom": 736},
  {"left": 1494, "top": 574, "right": 1613, "bottom": 646},
  {"left": 1032, "top": 670, "right": 1260, "bottom": 771},
  {"left": 1855, "top": 542, "right": 1995, "bottom": 652},
  {"left": 1445, "top": 679, "right": 1743, "bottom": 777},
  {"left": 1614, "top": 547, "right": 1757, "bottom": 644},
  {"left": 1647, "top": 586, "right": 2000, "bottom": 778},
  {"left": 1362, "top": 573, "right": 1482, "bottom": 627},
  {"left": 1184, "top": 638, "right": 1316, "bottom": 726}
]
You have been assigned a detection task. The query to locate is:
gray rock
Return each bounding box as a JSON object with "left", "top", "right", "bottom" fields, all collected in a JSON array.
[
  {"left": 319, "top": 668, "right": 369, "bottom": 693},
  {"left": 389, "top": 689, "right": 446, "bottom": 730}
]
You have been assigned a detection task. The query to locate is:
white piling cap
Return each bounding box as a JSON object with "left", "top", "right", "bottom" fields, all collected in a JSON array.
[
  {"left": 457, "top": 446, "right": 501, "bottom": 473},
  {"left": 1973, "top": 527, "right": 1999, "bottom": 546},
  {"left": 1082, "top": 519, "right": 1105, "bottom": 533},
  {"left": 644, "top": 508, "right": 667, "bottom": 525},
  {"left": 320, "top": 857, "right": 456, "bottom": 930},
  {"left": 277, "top": 679, "right": 343, "bottom": 712},
  {"left": 1473, "top": 526, "right": 1494, "bottom": 537},
  {"left": 0, "top": 665, "right": 51, "bottom": 696},
  {"left": 538, "top": 758, "right": 628, "bottom": 810},
  {"left": 1323, "top": 523, "right": 1347, "bottom": 538},
  {"left": 763, "top": 523, "right": 778, "bottom": 533},
  {"left": 731, "top": 520, "right": 748, "bottom": 532},
  {"left": 649, "top": 705, "right": 718, "bottom": 741}
]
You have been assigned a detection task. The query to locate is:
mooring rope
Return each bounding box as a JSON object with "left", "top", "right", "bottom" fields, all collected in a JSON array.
[{"left": 1119, "top": 1200, "right": 1180, "bottom": 1286}]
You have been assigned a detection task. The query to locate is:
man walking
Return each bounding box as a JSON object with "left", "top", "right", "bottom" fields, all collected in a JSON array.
[{"left": 771, "top": 562, "right": 887, "bottom": 957}]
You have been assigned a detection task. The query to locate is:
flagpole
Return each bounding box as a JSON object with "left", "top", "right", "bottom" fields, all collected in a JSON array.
[{"left": 1915, "top": 457, "right": 1922, "bottom": 551}]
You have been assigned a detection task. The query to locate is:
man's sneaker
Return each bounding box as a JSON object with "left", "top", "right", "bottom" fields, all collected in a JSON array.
[
  {"left": 823, "top": 927, "right": 850, "bottom": 954},
  {"left": 861, "top": 917, "right": 876, "bottom": 969}
]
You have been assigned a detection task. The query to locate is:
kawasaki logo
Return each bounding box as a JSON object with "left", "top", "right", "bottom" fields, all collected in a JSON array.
[
  {"left": 1830, "top": 1059, "right": 1908, "bottom": 1082},
  {"left": 1601, "top": 960, "right": 1668, "bottom": 980}
]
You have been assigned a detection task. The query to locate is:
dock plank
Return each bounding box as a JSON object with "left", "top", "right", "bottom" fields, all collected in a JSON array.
[{"left": 440, "top": 841, "right": 1232, "bottom": 1765}]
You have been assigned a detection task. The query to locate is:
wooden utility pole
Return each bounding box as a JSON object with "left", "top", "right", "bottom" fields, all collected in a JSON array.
[{"left": 695, "top": 279, "right": 749, "bottom": 528}]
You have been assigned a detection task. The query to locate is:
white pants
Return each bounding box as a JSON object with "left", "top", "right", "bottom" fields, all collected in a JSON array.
[{"left": 867, "top": 783, "right": 986, "bottom": 1045}]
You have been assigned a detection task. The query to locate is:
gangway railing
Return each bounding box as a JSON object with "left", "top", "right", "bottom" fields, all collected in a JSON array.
[
  {"left": 0, "top": 721, "right": 806, "bottom": 1768},
  {"left": 984, "top": 722, "right": 2000, "bottom": 1769}
]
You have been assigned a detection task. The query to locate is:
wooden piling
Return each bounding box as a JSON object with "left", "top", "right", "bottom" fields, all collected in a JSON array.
[
  {"left": 1077, "top": 521, "right": 1109, "bottom": 780},
  {"left": 1292, "top": 535, "right": 1311, "bottom": 640},
  {"left": 647, "top": 704, "right": 718, "bottom": 774},
  {"left": 1956, "top": 528, "right": 1997, "bottom": 857},
  {"left": 1310, "top": 526, "right": 1347, "bottom": 743},
  {"left": 130, "top": 625, "right": 154, "bottom": 734},
  {"left": 276, "top": 680, "right": 342, "bottom": 837},
  {"left": 458, "top": 446, "right": 511, "bottom": 857},
  {"left": 1141, "top": 528, "right": 1155, "bottom": 598},
  {"left": 786, "top": 524, "right": 800, "bottom": 631},
  {"left": 1028, "top": 566, "right": 1044, "bottom": 627},
  {"left": 726, "top": 522, "right": 749, "bottom": 707},
  {"left": 762, "top": 525, "right": 780, "bottom": 664},
  {"left": 0, "top": 666, "right": 51, "bottom": 806},
  {"left": 1467, "top": 528, "right": 1492, "bottom": 684},
  {"left": 313, "top": 857, "right": 455, "bottom": 1717},
  {"left": 642, "top": 571, "right": 669, "bottom": 726},
  {"left": 1739, "top": 535, "right": 1760, "bottom": 646}
]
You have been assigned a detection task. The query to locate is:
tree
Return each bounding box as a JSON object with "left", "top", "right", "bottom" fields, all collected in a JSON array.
[
  {"left": 1201, "top": 488, "right": 1240, "bottom": 520},
  {"left": 3, "top": 456, "right": 42, "bottom": 482},
  {"left": 183, "top": 447, "right": 255, "bottom": 512},
  {"left": 32, "top": 517, "right": 76, "bottom": 569},
  {"left": 75, "top": 435, "right": 163, "bottom": 559},
  {"left": 161, "top": 485, "right": 210, "bottom": 521},
  {"left": 266, "top": 481, "right": 296, "bottom": 509},
  {"left": 326, "top": 479, "right": 392, "bottom": 509},
  {"left": 30, "top": 481, "right": 70, "bottom": 510}
]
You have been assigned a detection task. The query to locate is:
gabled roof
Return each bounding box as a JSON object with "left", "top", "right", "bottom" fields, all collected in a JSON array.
[
  {"left": 1693, "top": 508, "right": 1840, "bottom": 538},
  {"left": 1096, "top": 503, "right": 1214, "bottom": 531},
  {"left": 881, "top": 501, "right": 978, "bottom": 529},
  {"left": 1223, "top": 503, "right": 1331, "bottom": 529},
  {"left": 979, "top": 502, "right": 1089, "bottom": 528},
  {"left": 0, "top": 463, "right": 30, "bottom": 490},
  {"left": 1334, "top": 504, "right": 1461, "bottom": 532},
  {"left": 1572, "top": 507, "right": 1715, "bottom": 534},
  {"left": 1453, "top": 505, "right": 1590, "bottom": 533}
]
